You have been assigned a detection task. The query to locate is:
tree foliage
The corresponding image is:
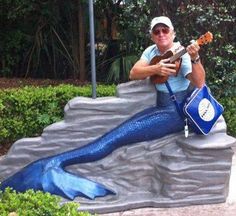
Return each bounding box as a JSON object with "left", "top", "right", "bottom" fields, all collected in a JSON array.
[
  {"left": 175, "top": 0, "right": 236, "bottom": 97},
  {"left": 0, "top": 0, "right": 235, "bottom": 96},
  {"left": 0, "top": 0, "right": 89, "bottom": 80}
]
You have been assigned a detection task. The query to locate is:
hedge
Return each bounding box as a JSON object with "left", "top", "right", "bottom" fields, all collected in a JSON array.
[
  {"left": 218, "top": 97, "right": 236, "bottom": 137},
  {"left": 0, "top": 188, "right": 91, "bottom": 216},
  {"left": 0, "top": 84, "right": 116, "bottom": 146},
  {"left": 0, "top": 84, "right": 235, "bottom": 148}
]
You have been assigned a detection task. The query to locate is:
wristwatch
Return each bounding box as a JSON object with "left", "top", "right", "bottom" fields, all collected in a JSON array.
[{"left": 191, "top": 55, "right": 200, "bottom": 64}]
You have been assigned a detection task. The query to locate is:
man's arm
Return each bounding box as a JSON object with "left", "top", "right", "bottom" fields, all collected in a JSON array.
[
  {"left": 186, "top": 43, "right": 206, "bottom": 88},
  {"left": 187, "top": 61, "right": 205, "bottom": 88},
  {"left": 129, "top": 58, "right": 177, "bottom": 80}
]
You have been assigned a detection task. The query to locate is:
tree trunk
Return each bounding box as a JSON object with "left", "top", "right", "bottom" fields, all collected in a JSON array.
[
  {"left": 78, "top": 0, "right": 86, "bottom": 81},
  {"left": 71, "top": 1, "right": 79, "bottom": 79}
]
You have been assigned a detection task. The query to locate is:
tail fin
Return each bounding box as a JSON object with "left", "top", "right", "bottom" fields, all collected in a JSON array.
[{"left": 42, "top": 167, "right": 115, "bottom": 200}]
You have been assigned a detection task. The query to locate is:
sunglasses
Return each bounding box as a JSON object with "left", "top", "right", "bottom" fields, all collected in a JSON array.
[{"left": 152, "top": 27, "right": 170, "bottom": 36}]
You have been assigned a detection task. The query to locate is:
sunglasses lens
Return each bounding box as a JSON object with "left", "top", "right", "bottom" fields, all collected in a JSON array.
[
  {"left": 153, "top": 27, "right": 170, "bottom": 35},
  {"left": 162, "top": 28, "right": 170, "bottom": 34},
  {"left": 153, "top": 29, "right": 160, "bottom": 35}
]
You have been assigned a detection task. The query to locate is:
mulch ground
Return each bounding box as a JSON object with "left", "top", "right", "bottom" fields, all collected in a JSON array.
[
  {"left": 0, "top": 143, "right": 12, "bottom": 156},
  {"left": 0, "top": 77, "right": 88, "bottom": 156},
  {"left": 0, "top": 77, "right": 88, "bottom": 89}
]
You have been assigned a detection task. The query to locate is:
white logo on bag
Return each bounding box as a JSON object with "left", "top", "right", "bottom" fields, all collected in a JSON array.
[{"left": 198, "top": 98, "right": 215, "bottom": 121}]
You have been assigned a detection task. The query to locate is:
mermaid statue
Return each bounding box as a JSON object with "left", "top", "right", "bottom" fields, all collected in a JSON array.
[{"left": 0, "top": 16, "right": 206, "bottom": 200}]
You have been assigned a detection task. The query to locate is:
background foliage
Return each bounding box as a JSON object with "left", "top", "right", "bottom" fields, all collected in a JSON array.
[
  {"left": 0, "top": 0, "right": 89, "bottom": 80},
  {"left": 1, "top": 0, "right": 235, "bottom": 97}
]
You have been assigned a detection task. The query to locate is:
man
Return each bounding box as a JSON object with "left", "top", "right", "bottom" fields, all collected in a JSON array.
[{"left": 130, "top": 16, "right": 205, "bottom": 92}]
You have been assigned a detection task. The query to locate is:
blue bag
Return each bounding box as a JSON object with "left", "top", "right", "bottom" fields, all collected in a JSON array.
[
  {"left": 165, "top": 82, "right": 224, "bottom": 136},
  {"left": 183, "top": 85, "right": 224, "bottom": 135}
]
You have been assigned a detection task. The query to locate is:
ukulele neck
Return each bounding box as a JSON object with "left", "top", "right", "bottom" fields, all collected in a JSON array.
[{"left": 169, "top": 48, "right": 187, "bottom": 63}]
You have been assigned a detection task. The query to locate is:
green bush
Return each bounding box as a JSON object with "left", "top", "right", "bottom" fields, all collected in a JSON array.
[
  {"left": 219, "top": 97, "right": 236, "bottom": 137},
  {"left": 0, "top": 187, "right": 91, "bottom": 216},
  {"left": 0, "top": 84, "right": 116, "bottom": 146}
]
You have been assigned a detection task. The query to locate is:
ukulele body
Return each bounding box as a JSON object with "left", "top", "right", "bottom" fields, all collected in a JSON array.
[{"left": 150, "top": 50, "right": 181, "bottom": 84}]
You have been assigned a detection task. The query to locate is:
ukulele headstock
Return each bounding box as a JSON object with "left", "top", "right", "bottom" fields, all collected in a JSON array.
[{"left": 196, "top": 31, "right": 213, "bottom": 46}]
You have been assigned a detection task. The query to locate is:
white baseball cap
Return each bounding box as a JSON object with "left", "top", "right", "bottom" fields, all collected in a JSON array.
[{"left": 150, "top": 16, "right": 174, "bottom": 31}]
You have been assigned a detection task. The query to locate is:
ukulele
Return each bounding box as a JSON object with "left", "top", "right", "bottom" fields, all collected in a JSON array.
[{"left": 150, "top": 31, "right": 213, "bottom": 84}]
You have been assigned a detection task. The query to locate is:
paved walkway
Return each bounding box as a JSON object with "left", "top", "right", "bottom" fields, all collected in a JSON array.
[{"left": 100, "top": 150, "right": 236, "bottom": 216}]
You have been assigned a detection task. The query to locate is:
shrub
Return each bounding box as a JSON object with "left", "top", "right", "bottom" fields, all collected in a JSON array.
[
  {"left": 219, "top": 97, "right": 236, "bottom": 136},
  {"left": 0, "top": 187, "right": 92, "bottom": 216},
  {"left": 0, "top": 84, "right": 116, "bottom": 146}
]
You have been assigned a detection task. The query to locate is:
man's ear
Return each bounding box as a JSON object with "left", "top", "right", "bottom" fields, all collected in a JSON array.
[
  {"left": 149, "top": 30, "right": 153, "bottom": 41},
  {"left": 150, "top": 33, "right": 154, "bottom": 42},
  {"left": 172, "top": 31, "right": 176, "bottom": 40}
]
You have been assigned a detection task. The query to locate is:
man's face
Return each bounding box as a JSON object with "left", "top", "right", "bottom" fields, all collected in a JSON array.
[{"left": 151, "top": 24, "right": 174, "bottom": 51}]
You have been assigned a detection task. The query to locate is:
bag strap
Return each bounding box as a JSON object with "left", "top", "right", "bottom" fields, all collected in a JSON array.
[
  {"left": 165, "top": 81, "right": 189, "bottom": 137},
  {"left": 165, "top": 81, "right": 183, "bottom": 117}
]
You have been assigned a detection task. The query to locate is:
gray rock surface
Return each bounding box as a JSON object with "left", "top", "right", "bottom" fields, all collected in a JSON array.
[
  {"left": 0, "top": 79, "right": 235, "bottom": 214},
  {"left": 100, "top": 151, "right": 236, "bottom": 216}
]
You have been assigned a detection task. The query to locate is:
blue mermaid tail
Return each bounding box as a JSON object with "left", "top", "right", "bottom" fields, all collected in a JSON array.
[
  {"left": 0, "top": 158, "right": 115, "bottom": 200},
  {"left": 0, "top": 104, "right": 185, "bottom": 200}
]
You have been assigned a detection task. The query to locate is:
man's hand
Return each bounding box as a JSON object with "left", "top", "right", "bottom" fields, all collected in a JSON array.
[
  {"left": 186, "top": 42, "right": 200, "bottom": 61},
  {"left": 156, "top": 58, "right": 177, "bottom": 76}
]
